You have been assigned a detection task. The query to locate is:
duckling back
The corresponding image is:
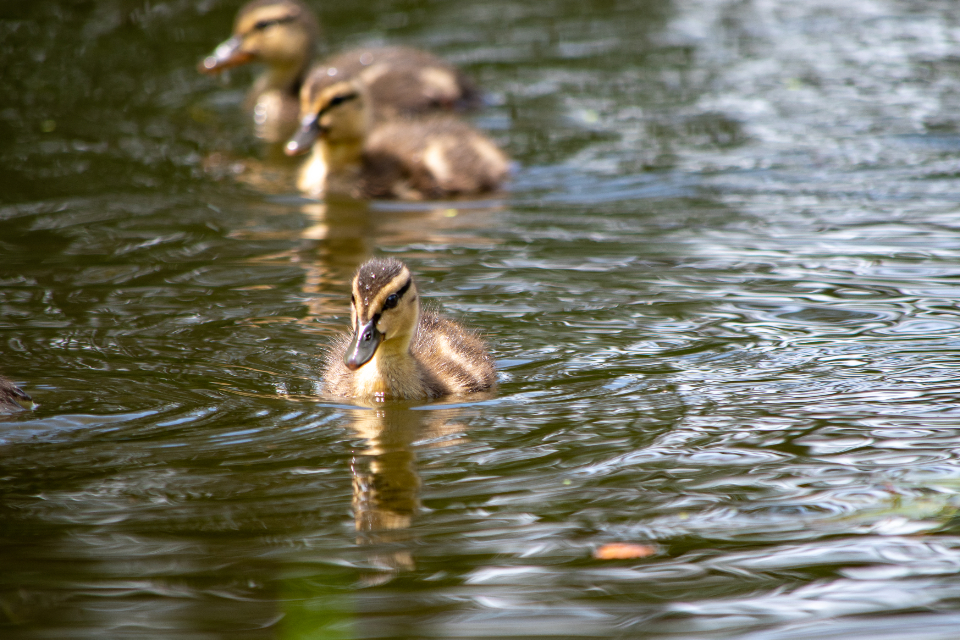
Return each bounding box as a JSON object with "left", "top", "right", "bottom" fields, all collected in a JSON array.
[
  {"left": 412, "top": 310, "right": 497, "bottom": 396},
  {"left": 311, "top": 46, "right": 480, "bottom": 118},
  {"left": 360, "top": 116, "right": 509, "bottom": 200}
]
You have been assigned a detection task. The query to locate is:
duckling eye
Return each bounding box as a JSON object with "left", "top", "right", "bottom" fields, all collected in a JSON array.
[{"left": 383, "top": 293, "right": 399, "bottom": 310}]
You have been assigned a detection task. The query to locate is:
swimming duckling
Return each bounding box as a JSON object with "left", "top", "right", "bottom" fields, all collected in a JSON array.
[
  {"left": 322, "top": 258, "right": 496, "bottom": 400},
  {"left": 199, "top": 0, "right": 478, "bottom": 143},
  {"left": 199, "top": 0, "right": 318, "bottom": 143},
  {"left": 0, "top": 376, "right": 34, "bottom": 412},
  {"left": 285, "top": 79, "right": 509, "bottom": 199}
]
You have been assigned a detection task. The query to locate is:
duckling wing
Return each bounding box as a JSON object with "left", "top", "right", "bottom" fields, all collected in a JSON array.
[
  {"left": 363, "top": 118, "right": 509, "bottom": 199},
  {"left": 319, "top": 46, "right": 479, "bottom": 117},
  {"left": 411, "top": 310, "right": 496, "bottom": 395}
]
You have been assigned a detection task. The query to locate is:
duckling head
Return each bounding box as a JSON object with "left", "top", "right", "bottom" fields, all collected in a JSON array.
[
  {"left": 345, "top": 258, "right": 420, "bottom": 370},
  {"left": 199, "top": 0, "right": 319, "bottom": 75},
  {"left": 285, "top": 79, "right": 369, "bottom": 156}
]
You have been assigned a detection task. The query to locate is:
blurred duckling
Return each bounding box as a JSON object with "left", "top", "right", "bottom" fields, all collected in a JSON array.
[
  {"left": 285, "top": 78, "right": 509, "bottom": 199},
  {"left": 199, "top": 0, "right": 319, "bottom": 143},
  {"left": 0, "top": 376, "right": 34, "bottom": 412},
  {"left": 322, "top": 258, "right": 496, "bottom": 400},
  {"left": 199, "top": 0, "right": 478, "bottom": 143}
]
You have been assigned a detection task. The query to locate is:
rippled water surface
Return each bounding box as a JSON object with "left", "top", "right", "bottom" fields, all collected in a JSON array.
[{"left": 5, "top": 0, "right": 960, "bottom": 638}]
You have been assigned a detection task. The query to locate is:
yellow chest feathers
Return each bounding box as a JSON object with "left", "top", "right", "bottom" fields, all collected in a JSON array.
[{"left": 350, "top": 351, "right": 427, "bottom": 399}]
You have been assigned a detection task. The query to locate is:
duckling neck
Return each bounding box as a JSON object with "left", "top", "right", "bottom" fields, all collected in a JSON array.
[
  {"left": 323, "top": 137, "right": 365, "bottom": 169},
  {"left": 248, "top": 64, "right": 308, "bottom": 139},
  {"left": 353, "top": 337, "right": 425, "bottom": 399},
  {"left": 298, "top": 145, "right": 328, "bottom": 195},
  {"left": 297, "top": 137, "right": 366, "bottom": 195},
  {"left": 313, "top": 137, "right": 365, "bottom": 195},
  {"left": 254, "top": 60, "right": 309, "bottom": 97}
]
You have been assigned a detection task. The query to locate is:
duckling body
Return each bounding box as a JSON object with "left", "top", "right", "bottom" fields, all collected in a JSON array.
[
  {"left": 322, "top": 258, "right": 496, "bottom": 400},
  {"left": 286, "top": 79, "right": 509, "bottom": 200},
  {"left": 0, "top": 376, "right": 34, "bottom": 412},
  {"left": 199, "top": 0, "right": 478, "bottom": 143}
]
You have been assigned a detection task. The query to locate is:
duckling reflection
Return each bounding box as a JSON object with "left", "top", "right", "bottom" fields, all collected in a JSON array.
[
  {"left": 321, "top": 258, "right": 497, "bottom": 400},
  {"left": 349, "top": 406, "right": 421, "bottom": 575},
  {"left": 346, "top": 403, "right": 471, "bottom": 581},
  {"left": 229, "top": 197, "right": 502, "bottom": 326},
  {"left": 0, "top": 376, "right": 34, "bottom": 413},
  {"left": 292, "top": 200, "right": 504, "bottom": 326},
  {"left": 294, "top": 199, "right": 503, "bottom": 258},
  {"left": 285, "top": 79, "right": 509, "bottom": 200},
  {"left": 199, "top": 0, "right": 479, "bottom": 144}
]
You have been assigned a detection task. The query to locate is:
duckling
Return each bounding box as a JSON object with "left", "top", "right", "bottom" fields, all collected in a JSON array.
[
  {"left": 285, "top": 79, "right": 509, "bottom": 199},
  {"left": 0, "top": 376, "right": 34, "bottom": 412},
  {"left": 322, "top": 258, "right": 496, "bottom": 400},
  {"left": 199, "top": 0, "right": 319, "bottom": 143},
  {"left": 199, "top": 0, "right": 479, "bottom": 143}
]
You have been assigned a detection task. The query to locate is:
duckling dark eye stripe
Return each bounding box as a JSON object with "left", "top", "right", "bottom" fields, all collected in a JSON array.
[
  {"left": 253, "top": 15, "right": 298, "bottom": 30},
  {"left": 317, "top": 92, "right": 359, "bottom": 117},
  {"left": 395, "top": 278, "right": 412, "bottom": 300},
  {"left": 368, "top": 279, "right": 409, "bottom": 318}
]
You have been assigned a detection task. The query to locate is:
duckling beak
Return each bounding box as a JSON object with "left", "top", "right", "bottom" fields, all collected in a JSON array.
[
  {"left": 198, "top": 36, "right": 253, "bottom": 74},
  {"left": 6, "top": 385, "right": 35, "bottom": 410},
  {"left": 345, "top": 320, "right": 382, "bottom": 370},
  {"left": 284, "top": 114, "right": 321, "bottom": 156},
  {"left": 13, "top": 393, "right": 35, "bottom": 411}
]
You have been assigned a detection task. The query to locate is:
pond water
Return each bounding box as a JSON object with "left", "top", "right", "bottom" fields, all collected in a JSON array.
[{"left": 5, "top": 0, "right": 960, "bottom": 638}]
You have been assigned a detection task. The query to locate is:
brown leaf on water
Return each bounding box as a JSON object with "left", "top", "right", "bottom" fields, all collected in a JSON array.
[{"left": 593, "top": 543, "right": 657, "bottom": 560}]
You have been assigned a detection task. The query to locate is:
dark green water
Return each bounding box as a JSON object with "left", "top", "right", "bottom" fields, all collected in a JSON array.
[{"left": 5, "top": 0, "right": 960, "bottom": 638}]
